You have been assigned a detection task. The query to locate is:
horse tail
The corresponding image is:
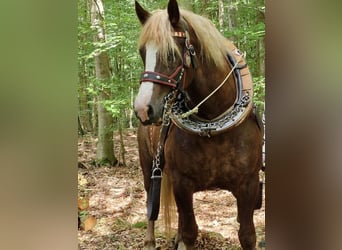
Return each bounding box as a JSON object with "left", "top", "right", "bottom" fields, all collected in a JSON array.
[{"left": 161, "top": 172, "right": 176, "bottom": 239}]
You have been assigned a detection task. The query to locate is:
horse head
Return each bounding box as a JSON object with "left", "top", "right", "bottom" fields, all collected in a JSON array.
[{"left": 134, "top": 0, "right": 195, "bottom": 125}]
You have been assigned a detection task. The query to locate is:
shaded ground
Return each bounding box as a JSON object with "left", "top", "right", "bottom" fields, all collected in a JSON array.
[{"left": 78, "top": 130, "right": 265, "bottom": 249}]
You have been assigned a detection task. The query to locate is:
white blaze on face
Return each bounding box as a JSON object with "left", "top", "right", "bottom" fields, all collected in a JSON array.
[{"left": 134, "top": 42, "right": 158, "bottom": 122}]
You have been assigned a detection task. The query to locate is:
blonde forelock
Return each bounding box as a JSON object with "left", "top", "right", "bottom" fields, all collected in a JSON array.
[{"left": 138, "top": 10, "right": 181, "bottom": 65}]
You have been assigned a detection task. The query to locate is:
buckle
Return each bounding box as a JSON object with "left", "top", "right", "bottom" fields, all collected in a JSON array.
[{"left": 151, "top": 168, "right": 162, "bottom": 179}]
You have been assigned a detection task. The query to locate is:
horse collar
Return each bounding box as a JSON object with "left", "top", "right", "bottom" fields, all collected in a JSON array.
[{"left": 169, "top": 43, "right": 254, "bottom": 137}]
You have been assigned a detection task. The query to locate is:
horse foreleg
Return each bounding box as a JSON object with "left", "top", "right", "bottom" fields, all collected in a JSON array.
[
  {"left": 174, "top": 230, "right": 195, "bottom": 250},
  {"left": 144, "top": 220, "right": 156, "bottom": 250},
  {"left": 173, "top": 184, "right": 197, "bottom": 250},
  {"left": 173, "top": 220, "right": 195, "bottom": 250},
  {"left": 234, "top": 175, "right": 259, "bottom": 250}
]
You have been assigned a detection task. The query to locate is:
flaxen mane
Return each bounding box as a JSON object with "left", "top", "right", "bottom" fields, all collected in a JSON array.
[{"left": 138, "top": 8, "right": 231, "bottom": 70}]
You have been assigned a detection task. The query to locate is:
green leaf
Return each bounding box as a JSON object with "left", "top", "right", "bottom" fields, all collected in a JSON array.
[{"left": 132, "top": 221, "right": 147, "bottom": 229}]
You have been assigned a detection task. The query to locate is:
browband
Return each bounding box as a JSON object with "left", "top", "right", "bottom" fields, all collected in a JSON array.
[{"left": 173, "top": 31, "right": 186, "bottom": 38}]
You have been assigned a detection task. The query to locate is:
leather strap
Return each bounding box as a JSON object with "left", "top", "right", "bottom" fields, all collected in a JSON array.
[
  {"left": 146, "top": 123, "right": 171, "bottom": 221},
  {"left": 147, "top": 169, "right": 162, "bottom": 220},
  {"left": 140, "top": 65, "right": 184, "bottom": 89}
]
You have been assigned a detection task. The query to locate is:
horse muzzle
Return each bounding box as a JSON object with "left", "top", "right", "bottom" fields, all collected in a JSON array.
[{"left": 134, "top": 103, "right": 163, "bottom": 126}]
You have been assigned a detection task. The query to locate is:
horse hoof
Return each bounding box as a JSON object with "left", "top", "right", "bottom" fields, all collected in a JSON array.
[
  {"left": 177, "top": 241, "right": 194, "bottom": 250},
  {"left": 177, "top": 241, "right": 186, "bottom": 250},
  {"left": 144, "top": 242, "right": 157, "bottom": 250}
]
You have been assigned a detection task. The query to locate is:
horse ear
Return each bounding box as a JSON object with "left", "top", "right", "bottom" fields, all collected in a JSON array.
[
  {"left": 135, "top": 1, "right": 150, "bottom": 25},
  {"left": 167, "top": 0, "right": 180, "bottom": 27}
]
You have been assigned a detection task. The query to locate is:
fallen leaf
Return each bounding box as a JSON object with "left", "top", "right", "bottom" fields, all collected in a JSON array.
[
  {"left": 83, "top": 216, "right": 97, "bottom": 231},
  {"left": 78, "top": 197, "right": 89, "bottom": 210}
]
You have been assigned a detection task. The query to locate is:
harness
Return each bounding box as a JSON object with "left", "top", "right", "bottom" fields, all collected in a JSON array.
[
  {"left": 141, "top": 19, "right": 255, "bottom": 220},
  {"left": 169, "top": 39, "right": 253, "bottom": 136}
]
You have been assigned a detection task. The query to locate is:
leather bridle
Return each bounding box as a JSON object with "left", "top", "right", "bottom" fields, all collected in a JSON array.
[
  {"left": 139, "top": 65, "right": 185, "bottom": 89},
  {"left": 139, "top": 20, "right": 196, "bottom": 90}
]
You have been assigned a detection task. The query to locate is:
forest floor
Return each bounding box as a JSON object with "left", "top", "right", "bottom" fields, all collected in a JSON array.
[{"left": 78, "top": 129, "right": 265, "bottom": 250}]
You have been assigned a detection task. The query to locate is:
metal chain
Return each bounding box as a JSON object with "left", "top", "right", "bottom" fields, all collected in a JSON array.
[
  {"left": 151, "top": 144, "right": 162, "bottom": 179},
  {"left": 150, "top": 91, "right": 176, "bottom": 179},
  {"left": 169, "top": 91, "right": 251, "bottom": 134},
  {"left": 161, "top": 91, "right": 176, "bottom": 126}
]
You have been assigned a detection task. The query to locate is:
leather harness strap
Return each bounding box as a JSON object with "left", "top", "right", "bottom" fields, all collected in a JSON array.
[
  {"left": 226, "top": 41, "right": 253, "bottom": 97},
  {"left": 147, "top": 122, "right": 172, "bottom": 221},
  {"left": 140, "top": 65, "right": 184, "bottom": 89}
]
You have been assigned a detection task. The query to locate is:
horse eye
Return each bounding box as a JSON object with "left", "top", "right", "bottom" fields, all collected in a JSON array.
[{"left": 167, "top": 53, "right": 175, "bottom": 63}]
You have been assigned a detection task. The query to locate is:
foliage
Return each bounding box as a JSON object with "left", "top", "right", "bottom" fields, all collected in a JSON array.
[
  {"left": 253, "top": 76, "right": 265, "bottom": 111},
  {"left": 78, "top": 0, "right": 265, "bottom": 132}
]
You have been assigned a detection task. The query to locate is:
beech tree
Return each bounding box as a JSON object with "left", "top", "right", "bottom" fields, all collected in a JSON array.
[{"left": 90, "top": 0, "right": 117, "bottom": 165}]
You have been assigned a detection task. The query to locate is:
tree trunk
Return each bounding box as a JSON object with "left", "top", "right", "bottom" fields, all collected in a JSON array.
[
  {"left": 96, "top": 85, "right": 116, "bottom": 165},
  {"left": 128, "top": 86, "right": 134, "bottom": 129},
  {"left": 92, "top": 95, "right": 98, "bottom": 135},
  {"left": 78, "top": 58, "right": 93, "bottom": 133},
  {"left": 227, "top": 0, "right": 237, "bottom": 42},
  {"left": 78, "top": 114, "right": 85, "bottom": 136},
  {"left": 118, "top": 117, "right": 126, "bottom": 167},
  {"left": 91, "top": 0, "right": 117, "bottom": 165},
  {"left": 218, "top": 0, "right": 224, "bottom": 33},
  {"left": 257, "top": 36, "right": 265, "bottom": 77},
  {"left": 78, "top": 0, "right": 93, "bottom": 134},
  {"left": 256, "top": 0, "right": 265, "bottom": 77}
]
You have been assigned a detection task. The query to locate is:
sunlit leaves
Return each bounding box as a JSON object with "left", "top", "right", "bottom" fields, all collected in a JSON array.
[{"left": 253, "top": 76, "right": 265, "bottom": 110}]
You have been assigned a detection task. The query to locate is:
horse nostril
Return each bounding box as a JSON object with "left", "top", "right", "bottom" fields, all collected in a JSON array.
[{"left": 147, "top": 105, "right": 154, "bottom": 119}]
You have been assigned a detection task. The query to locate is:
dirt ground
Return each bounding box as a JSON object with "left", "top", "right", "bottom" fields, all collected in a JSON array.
[{"left": 78, "top": 130, "right": 265, "bottom": 249}]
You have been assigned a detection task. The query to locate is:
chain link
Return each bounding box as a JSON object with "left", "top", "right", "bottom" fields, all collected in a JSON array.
[
  {"left": 150, "top": 91, "right": 177, "bottom": 178},
  {"left": 169, "top": 91, "right": 251, "bottom": 135},
  {"left": 151, "top": 143, "right": 162, "bottom": 179},
  {"left": 161, "top": 91, "right": 175, "bottom": 126}
]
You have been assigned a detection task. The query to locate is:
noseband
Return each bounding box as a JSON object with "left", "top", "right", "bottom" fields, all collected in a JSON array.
[{"left": 140, "top": 65, "right": 185, "bottom": 89}]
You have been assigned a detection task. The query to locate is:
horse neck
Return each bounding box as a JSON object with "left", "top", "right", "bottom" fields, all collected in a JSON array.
[{"left": 186, "top": 60, "right": 237, "bottom": 120}]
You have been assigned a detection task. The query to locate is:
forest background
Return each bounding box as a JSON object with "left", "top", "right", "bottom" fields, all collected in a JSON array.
[
  {"left": 3, "top": 1, "right": 341, "bottom": 250},
  {"left": 78, "top": 0, "right": 265, "bottom": 165}
]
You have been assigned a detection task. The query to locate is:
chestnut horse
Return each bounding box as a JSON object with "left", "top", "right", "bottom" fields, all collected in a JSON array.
[{"left": 134, "top": 1, "right": 263, "bottom": 249}]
